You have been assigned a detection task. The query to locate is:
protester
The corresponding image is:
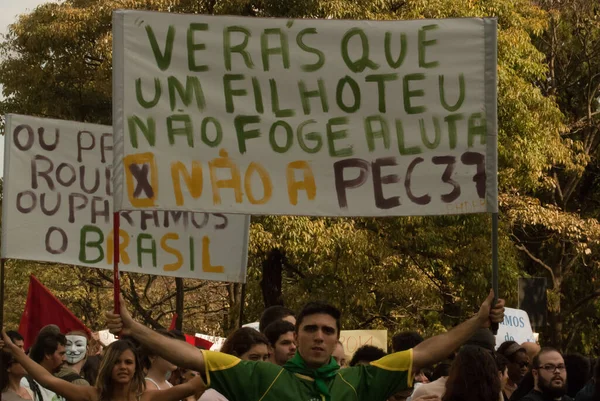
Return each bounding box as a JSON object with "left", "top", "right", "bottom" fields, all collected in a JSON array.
[
  {"left": 258, "top": 306, "right": 296, "bottom": 333},
  {"left": 498, "top": 341, "right": 530, "bottom": 399},
  {"left": 521, "top": 348, "right": 571, "bottom": 401},
  {"left": 142, "top": 330, "right": 178, "bottom": 390},
  {"left": 393, "top": 331, "right": 431, "bottom": 385},
  {"left": 349, "top": 345, "right": 387, "bottom": 367},
  {"left": 220, "top": 327, "right": 270, "bottom": 361},
  {"left": 22, "top": 329, "right": 67, "bottom": 401},
  {"left": 199, "top": 327, "right": 271, "bottom": 401},
  {"left": 510, "top": 372, "right": 534, "bottom": 401},
  {"left": 442, "top": 346, "right": 501, "bottom": 401},
  {"left": 86, "top": 335, "right": 103, "bottom": 357},
  {"left": 106, "top": 290, "right": 505, "bottom": 401},
  {"left": 332, "top": 341, "right": 348, "bottom": 368},
  {"left": 180, "top": 369, "right": 203, "bottom": 401},
  {"left": 1, "top": 333, "right": 206, "bottom": 401},
  {"left": 522, "top": 343, "right": 541, "bottom": 363},
  {"left": 575, "top": 359, "right": 599, "bottom": 401},
  {"left": 496, "top": 353, "right": 510, "bottom": 401},
  {"left": 411, "top": 328, "right": 496, "bottom": 401},
  {"left": 166, "top": 329, "right": 192, "bottom": 387},
  {"left": 564, "top": 353, "right": 591, "bottom": 398},
  {"left": 430, "top": 361, "right": 452, "bottom": 382},
  {"left": 393, "top": 332, "right": 425, "bottom": 352},
  {"left": 81, "top": 355, "right": 101, "bottom": 387},
  {"left": 56, "top": 331, "right": 90, "bottom": 386},
  {"left": 264, "top": 320, "right": 297, "bottom": 366},
  {"left": 6, "top": 331, "right": 25, "bottom": 351},
  {"left": 1, "top": 350, "right": 34, "bottom": 401}
]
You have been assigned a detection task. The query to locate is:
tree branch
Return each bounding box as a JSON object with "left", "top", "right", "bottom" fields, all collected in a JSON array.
[
  {"left": 566, "top": 289, "right": 600, "bottom": 316},
  {"left": 514, "top": 241, "right": 556, "bottom": 284},
  {"left": 125, "top": 274, "right": 163, "bottom": 329}
]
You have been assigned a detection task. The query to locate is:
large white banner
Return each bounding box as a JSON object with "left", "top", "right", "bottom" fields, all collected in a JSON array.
[
  {"left": 2, "top": 115, "right": 250, "bottom": 283},
  {"left": 113, "top": 11, "right": 498, "bottom": 216}
]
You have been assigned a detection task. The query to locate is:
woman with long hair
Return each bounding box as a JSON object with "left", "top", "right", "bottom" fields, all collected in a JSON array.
[
  {"left": 1, "top": 330, "right": 205, "bottom": 401},
  {"left": 219, "top": 328, "right": 270, "bottom": 362},
  {"left": 442, "top": 346, "right": 501, "bottom": 401},
  {"left": 199, "top": 327, "right": 271, "bottom": 401},
  {"left": 1, "top": 350, "right": 34, "bottom": 401}
]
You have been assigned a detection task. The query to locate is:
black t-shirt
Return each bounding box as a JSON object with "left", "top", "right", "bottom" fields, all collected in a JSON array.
[{"left": 521, "top": 389, "right": 574, "bottom": 401}]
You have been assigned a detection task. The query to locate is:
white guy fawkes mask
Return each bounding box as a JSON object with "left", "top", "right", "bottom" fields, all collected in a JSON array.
[{"left": 65, "top": 335, "right": 87, "bottom": 365}]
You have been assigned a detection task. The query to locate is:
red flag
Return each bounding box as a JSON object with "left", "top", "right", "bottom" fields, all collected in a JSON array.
[
  {"left": 19, "top": 275, "right": 91, "bottom": 349},
  {"left": 185, "top": 334, "right": 213, "bottom": 350},
  {"left": 168, "top": 313, "right": 178, "bottom": 331},
  {"left": 169, "top": 313, "right": 213, "bottom": 349}
]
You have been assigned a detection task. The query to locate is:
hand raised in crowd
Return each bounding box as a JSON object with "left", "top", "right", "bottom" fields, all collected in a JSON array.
[
  {"left": 477, "top": 290, "right": 505, "bottom": 328},
  {"left": 105, "top": 294, "right": 135, "bottom": 336}
]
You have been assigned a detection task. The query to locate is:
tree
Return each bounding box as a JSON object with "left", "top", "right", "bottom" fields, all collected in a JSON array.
[
  {"left": 501, "top": 0, "right": 600, "bottom": 351},
  {"left": 2, "top": 0, "right": 598, "bottom": 352}
]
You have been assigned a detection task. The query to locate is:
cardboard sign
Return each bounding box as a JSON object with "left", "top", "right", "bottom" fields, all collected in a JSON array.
[
  {"left": 2, "top": 114, "right": 250, "bottom": 283},
  {"left": 495, "top": 307, "right": 536, "bottom": 347},
  {"left": 339, "top": 330, "right": 388, "bottom": 359},
  {"left": 113, "top": 11, "right": 498, "bottom": 217}
]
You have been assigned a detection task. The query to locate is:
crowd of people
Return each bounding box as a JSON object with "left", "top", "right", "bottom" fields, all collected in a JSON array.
[{"left": 0, "top": 290, "right": 591, "bottom": 401}]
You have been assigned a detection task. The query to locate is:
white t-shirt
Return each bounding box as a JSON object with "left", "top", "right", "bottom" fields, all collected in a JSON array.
[
  {"left": 198, "top": 389, "right": 229, "bottom": 401},
  {"left": 20, "top": 377, "right": 64, "bottom": 401}
]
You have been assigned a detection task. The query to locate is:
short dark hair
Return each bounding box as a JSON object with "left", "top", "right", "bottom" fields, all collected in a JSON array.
[
  {"left": 259, "top": 306, "right": 295, "bottom": 333},
  {"left": 29, "top": 331, "right": 67, "bottom": 363},
  {"left": 264, "top": 320, "right": 295, "bottom": 347},
  {"left": 6, "top": 330, "right": 24, "bottom": 343},
  {"left": 220, "top": 328, "right": 270, "bottom": 358},
  {"left": 392, "top": 331, "right": 424, "bottom": 352},
  {"left": 296, "top": 302, "right": 341, "bottom": 335},
  {"left": 533, "top": 347, "right": 562, "bottom": 369},
  {"left": 432, "top": 360, "right": 453, "bottom": 380},
  {"left": 498, "top": 341, "right": 527, "bottom": 363},
  {"left": 349, "top": 345, "right": 387, "bottom": 367},
  {"left": 564, "top": 353, "right": 591, "bottom": 397},
  {"left": 495, "top": 352, "right": 509, "bottom": 373}
]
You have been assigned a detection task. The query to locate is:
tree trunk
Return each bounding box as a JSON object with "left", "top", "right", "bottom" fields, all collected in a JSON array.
[
  {"left": 224, "top": 283, "right": 243, "bottom": 335},
  {"left": 547, "top": 310, "right": 563, "bottom": 350},
  {"left": 260, "top": 248, "right": 284, "bottom": 308}
]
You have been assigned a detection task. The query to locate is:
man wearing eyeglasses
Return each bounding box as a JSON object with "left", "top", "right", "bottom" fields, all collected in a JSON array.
[{"left": 522, "top": 348, "right": 571, "bottom": 401}]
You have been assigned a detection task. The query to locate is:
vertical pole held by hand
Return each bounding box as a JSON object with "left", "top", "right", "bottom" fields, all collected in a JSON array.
[
  {"left": 491, "top": 212, "right": 500, "bottom": 335},
  {"left": 113, "top": 212, "right": 121, "bottom": 314},
  {"left": 0, "top": 258, "right": 5, "bottom": 330}
]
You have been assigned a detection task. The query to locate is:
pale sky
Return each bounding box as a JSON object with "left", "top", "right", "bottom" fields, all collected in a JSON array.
[{"left": 0, "top": 0, "right": 50, "bottom": 176}]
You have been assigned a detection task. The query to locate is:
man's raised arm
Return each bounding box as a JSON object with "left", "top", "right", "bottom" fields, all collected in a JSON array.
[
  {"left": 106, "top": 295, "right": 205, "bottom": 372},
  {"left": 412, "top": 290, "right": 505, "bottom": 372}
]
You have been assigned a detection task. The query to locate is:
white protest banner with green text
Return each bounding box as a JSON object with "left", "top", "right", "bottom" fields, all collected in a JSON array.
[
  {"left": 113, "top": 11, "right": 497, "bottom": 216},
  {"left": 2, "top": 114, "right": 250, "bottom": 283}
]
